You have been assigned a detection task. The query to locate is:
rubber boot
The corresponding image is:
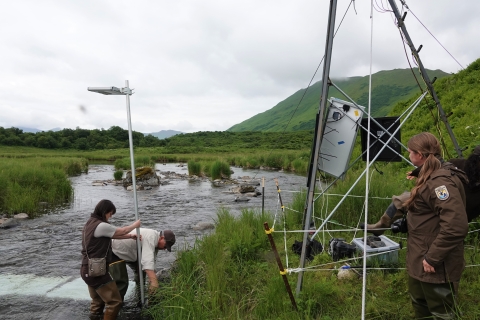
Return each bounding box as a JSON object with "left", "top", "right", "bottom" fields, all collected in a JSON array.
[
  {"left": 95, "top": 281, "right": 123, "bottom": 320},
  {"left": 89, "top": 314, "right": 103, "bottom": 320},
  {"left": 109, "top": 260, "right": 128, "bottom": 302},
  {"left": 88, "top": 286, "right": 105, "bottom": 319},
  {"left": 103, "top": 307, "right": 120, "bottom": 320}
]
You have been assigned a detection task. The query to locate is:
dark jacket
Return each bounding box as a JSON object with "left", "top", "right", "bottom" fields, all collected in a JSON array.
[
  {"left": 449, "top": 158, "right": 480, "bottom": 222},
  {"left": 80, "top": 216, "right": 115, "bottom": 288},
  {"left": 81, "top": 216, "right": 113, "bottom": 266},
  {"left": 406, "top": 162, "right": 468, "bottom": 284}
]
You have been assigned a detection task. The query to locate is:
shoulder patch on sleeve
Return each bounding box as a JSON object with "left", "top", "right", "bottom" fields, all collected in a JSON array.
[{"left": 434, "top": 185, "right": 449, "bottom": 200}]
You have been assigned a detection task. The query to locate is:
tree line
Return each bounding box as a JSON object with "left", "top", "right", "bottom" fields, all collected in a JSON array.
[
  {"left": 0, "top": 126, "right": 164, "bottom": 150},
  {"left": 0, "top": 126, "right": 314, "bottom": 151}
]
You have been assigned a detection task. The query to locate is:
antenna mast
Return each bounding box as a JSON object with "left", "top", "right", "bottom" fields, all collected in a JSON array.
[
  {"left": 296, "top": 0, "right": 337, "bottom": 295},
  {"left": 387, "top": 0, "right": 464, "bottom": 158}
]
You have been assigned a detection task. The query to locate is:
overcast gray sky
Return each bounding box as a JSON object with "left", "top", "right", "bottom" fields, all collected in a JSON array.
[{"left": 1, "top": 0, "right": 478, "bottom": 133}]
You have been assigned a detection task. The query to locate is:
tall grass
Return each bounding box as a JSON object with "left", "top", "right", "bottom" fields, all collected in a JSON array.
[
  {"left": 0, "top": 157, "right": 82, "bottom": 217},
  {"left": 187, "top": 160, "right": 202, "bottom": 176},
  {"left": 210, "top": 160, "right": 231, "bottom": 180},
  {"left": 146, "top": 164, "right": 480, "bottom": 319},
  {"left": 114, "top": 156, "right": 155, "bottom": 170},
  {"left": 0, "top": 146, "right": 311, "bottom": 176}
]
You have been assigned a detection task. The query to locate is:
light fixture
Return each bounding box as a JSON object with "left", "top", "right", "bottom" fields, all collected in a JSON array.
[{"left": 88, "top": 80, "right": 145, "bottom": 306}]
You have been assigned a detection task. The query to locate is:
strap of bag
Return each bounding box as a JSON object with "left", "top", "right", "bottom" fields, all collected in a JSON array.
[{"left": 83, "top": 224, "right": 111, "bottom": 260}]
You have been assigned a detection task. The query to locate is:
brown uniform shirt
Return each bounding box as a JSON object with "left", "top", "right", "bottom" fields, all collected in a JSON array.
[{"left": 406, "top": 162, "right": 468, "bottom": 284}]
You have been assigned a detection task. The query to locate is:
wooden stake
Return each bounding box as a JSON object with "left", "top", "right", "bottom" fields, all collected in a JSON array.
[
  {"left": 262, "top": 177, "right": 265, "bottom": 215},
  {"left": 264, "top": 222, "right": 298, "bottom": 310}
]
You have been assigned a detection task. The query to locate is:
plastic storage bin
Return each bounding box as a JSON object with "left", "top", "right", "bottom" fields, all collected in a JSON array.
[{"left": 352, "top": 235, "right": 400, "bottom": 264}]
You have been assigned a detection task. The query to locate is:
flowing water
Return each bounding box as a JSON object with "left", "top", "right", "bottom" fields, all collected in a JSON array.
[{"left": 0, "top": 163, "right": 306, "bottom": 319}]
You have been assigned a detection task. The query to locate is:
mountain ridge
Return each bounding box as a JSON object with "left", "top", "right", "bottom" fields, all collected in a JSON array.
[{"left": 228, "top": 68, "right": 450, "bottom": 132}]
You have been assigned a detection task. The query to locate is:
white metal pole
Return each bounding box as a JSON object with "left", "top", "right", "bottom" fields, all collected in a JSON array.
[
  {"left": 296, "top": 0, "right": 337, "bottom": 295},
  {"left": 124, "top": 80, "right": 145, "bottom": 305}
]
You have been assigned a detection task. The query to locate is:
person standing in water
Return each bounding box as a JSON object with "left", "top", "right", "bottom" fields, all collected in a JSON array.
[{"left": 81, "top": 199, "right": 141, "bottom": 320}]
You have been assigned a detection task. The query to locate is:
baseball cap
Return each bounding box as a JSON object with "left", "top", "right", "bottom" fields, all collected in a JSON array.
[{"left": 163, "top": 230, "right": 176, "bottom": 252}]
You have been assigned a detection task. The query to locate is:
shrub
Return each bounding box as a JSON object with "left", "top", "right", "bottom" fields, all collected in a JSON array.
[{"left": 113, "top": 170, "right": 123, "bottom": 180}]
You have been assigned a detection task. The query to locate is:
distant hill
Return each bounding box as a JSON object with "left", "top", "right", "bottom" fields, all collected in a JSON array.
[
  {"left": 145, "top": 130, "right": 183, "bottom": 139},
  {"left": 12, "top": 126, "right": 61, "bottom": 133},
  {"left": 228, "top": 68, "right": 450, "bottom": 132},
  {"left": 16, "top": 126, "right": 41, "bottom": 133},
  {"left": 7, "top": 126, "right": 180, "bottom": 139}
]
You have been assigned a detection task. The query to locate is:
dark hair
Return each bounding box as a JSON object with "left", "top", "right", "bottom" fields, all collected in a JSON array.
[
  {"left": 465, "top": 152, "right": 480, "bottom": 189},
  {"left": 92, "top": 199, "right": 116, "bottom": 222},
  {"left": 404, "top": 132, "right": 442, "bottom": 210}
]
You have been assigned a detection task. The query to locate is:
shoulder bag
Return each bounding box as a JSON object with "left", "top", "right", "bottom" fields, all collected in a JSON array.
[{"left": 83, "top": 228, "right": 110, "bottom": 277}]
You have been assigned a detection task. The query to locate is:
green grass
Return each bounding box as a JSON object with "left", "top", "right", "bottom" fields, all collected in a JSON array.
[
  {"left": 114, "top": 156, "right": 156, "bottom": 170},
  {"left": 210, "top": 160, "right": 231, "bottom": 180},
  {"left": 0, "top": 146, "right": 312, "bottom": 176},
  {"left": 187, "top": 160, "right": 202, "bottom": 176},
  {"left": 145, "top": 156, "right": 480, "bottom": 319},
  {"left": 0, "top": 157, "right": 84, "bottom": 217},
  {"left": 113, "top": 170, "right": 123, "bottom": 180}
]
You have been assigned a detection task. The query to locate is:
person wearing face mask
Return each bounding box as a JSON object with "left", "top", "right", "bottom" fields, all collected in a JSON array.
[{"left": 80, "top": 199, "right": 141, "bottom": 320}]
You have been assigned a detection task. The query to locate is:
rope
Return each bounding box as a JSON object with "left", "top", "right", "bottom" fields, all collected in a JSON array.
[
  {"left": 468, "top": 228, "right": 480, "bottom": 234},
  {"left": 405, "top": 4, "right": 464, "bottom": 70},
  {"left": 250, "top": 0, "right": 356, "bottom": 181},
  {"left": 361, "top": 3, "right": 375, "bottom": 317},
  {"left": 282, "top": 194, "right": 290, "bottom": 269},
  {"left": 287, "top": 263, "right": 480, "bottom": 273}
]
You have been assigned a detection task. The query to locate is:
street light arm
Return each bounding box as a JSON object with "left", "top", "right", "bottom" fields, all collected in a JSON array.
[{"left": 121, "top": 87, "right": 134, "bottom": 95}]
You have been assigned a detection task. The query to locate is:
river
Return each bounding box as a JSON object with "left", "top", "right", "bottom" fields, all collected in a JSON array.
[{"left": 0, "top": 163, "right": 306, "bottom": 319}]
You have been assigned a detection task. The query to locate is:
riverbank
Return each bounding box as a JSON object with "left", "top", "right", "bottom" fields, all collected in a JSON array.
[
  {"left": 0, "top": 157, "right": 87, "bottom": 217},
  {"left": 145, "top": 194, "right": 480, "bottom": 319},
  {"left": 0, "top": 147, "right": 309, "bottom": 217},
  {"left": 0, "top": 163, "right": 307, "bottom": 319}
]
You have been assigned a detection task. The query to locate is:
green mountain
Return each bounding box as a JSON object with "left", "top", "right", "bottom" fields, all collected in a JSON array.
[
  {"left": 390, "top": 58, "right": 480, "bottom": 157},
  {"left": 228, "top": 68, "right": 450, "bottom": 132}
]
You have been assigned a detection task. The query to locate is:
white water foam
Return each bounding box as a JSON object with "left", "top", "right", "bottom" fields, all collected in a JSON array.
[{"left": 0, "top": 273, "right": 136, "bottom": 300}]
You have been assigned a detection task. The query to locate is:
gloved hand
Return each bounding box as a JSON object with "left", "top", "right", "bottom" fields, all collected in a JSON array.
[{"left": 391, "top": 217, "right": 408, "bottom": 233}]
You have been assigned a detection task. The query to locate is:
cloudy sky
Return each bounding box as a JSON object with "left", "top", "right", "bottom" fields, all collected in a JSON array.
[{"left": 1, "top": 0, "right": 478, "bottom": 133}]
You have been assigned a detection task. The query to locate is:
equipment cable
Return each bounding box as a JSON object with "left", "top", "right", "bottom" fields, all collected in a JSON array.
[{"left": 251, "top": 0, "right": 356, "bottom": 180}]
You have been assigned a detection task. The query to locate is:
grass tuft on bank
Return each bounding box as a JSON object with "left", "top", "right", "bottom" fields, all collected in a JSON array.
[{"left": 0, "top": 157, "right": 86, "bottom": 217}]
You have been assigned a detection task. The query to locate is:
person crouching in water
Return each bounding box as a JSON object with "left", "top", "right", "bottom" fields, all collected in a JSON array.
[
  {"left": 111, "top": 228, "right": 176, "bottom": 300},
  {"left": 404, "top": 132, "right": 468, "bottom": 319}
]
